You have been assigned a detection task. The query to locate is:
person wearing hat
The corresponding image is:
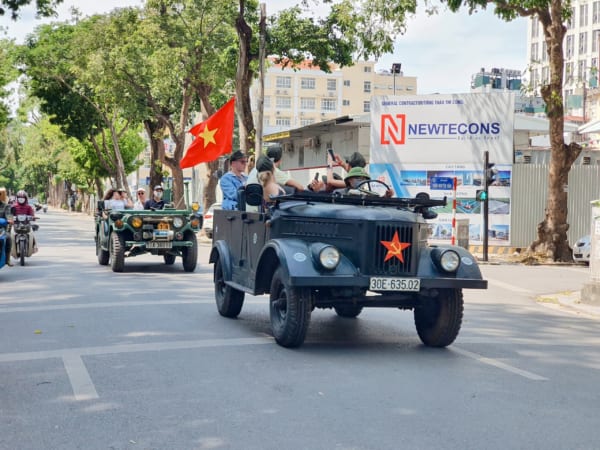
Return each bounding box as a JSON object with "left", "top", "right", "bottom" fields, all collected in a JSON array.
[
  {"left": 133, "top": 187, "right": 146, "bottom": 210},
  {"left": 220, "top": 150, "right": 249, "bottom": 210},
  {"left": 144, "top": 185, "right": 166, "bottom": 210},
  {"left": 343, "top": 166, "right": 394, "bottom": 197},
  {"left": 324, "top": 150, "right": 368, "bottom": 191}
]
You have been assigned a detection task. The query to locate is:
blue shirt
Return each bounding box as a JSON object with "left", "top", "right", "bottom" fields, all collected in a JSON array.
[{"left": 220, "top": 171, "right": 248, "bottom": 210}]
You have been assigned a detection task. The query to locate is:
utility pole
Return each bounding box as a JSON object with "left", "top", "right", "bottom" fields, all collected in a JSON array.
[{"left": 482, "top": 151, "right": 489, "bottom": 262}]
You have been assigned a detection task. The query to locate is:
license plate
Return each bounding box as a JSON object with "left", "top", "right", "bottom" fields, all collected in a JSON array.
[
  {"left": 153, "top": 230, "right": 169, "bottom": 238},
  {"left": 369, "top": 277, "right": 420, "bottom": 292},
  {"left": 574, "top": 253, "right": 582, "bottom": 257},
  {"left": 147, "top": 241, "right": 172, "bottom": 249}
]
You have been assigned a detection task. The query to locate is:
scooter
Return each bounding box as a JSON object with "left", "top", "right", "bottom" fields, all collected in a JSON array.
[{"left": 13, "top": 214, "right": 38, "bottom": 266}]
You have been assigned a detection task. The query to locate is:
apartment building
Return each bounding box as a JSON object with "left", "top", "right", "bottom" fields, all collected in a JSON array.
[
  {"left": 252, "top": 59, "right": 417, "bottom": 134},
  {"left": 527, "top": 2, "right": 600, "bottom": 121}
]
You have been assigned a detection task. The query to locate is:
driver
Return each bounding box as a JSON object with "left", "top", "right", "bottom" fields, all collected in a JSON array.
[
  {"left": 343, "top": 167, "right": 394, "bottom": 197},
  {"left": 11, "top": 190, "right": 38, "bottom": 255},
  {"left": 144, "top": 185, "right": 166, "bottom": 210}
]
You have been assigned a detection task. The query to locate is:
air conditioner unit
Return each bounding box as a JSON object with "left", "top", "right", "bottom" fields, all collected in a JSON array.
[
  {"left": 328, "top": 91, "right": 336, "bottom": 97},
  {"left": 314, "top": 136, "right": 321, "bottom": 147},
  {"left": 276, "top": 90, "right": 281, "bottom": 95},
  {"left": 276, "top": 111, "right": 280, "bottom": 115},
  {"left": 283, "top": 90, "right": 289, "bottom": 95}
]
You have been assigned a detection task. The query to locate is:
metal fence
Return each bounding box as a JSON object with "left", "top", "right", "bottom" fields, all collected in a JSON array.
[{"left": 511, "top": 164, "right": 600, "bottom": 248}]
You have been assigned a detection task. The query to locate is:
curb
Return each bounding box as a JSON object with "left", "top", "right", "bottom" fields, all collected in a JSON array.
[{"left": 537, "top": 291, "right": 600, "bottom": 319}]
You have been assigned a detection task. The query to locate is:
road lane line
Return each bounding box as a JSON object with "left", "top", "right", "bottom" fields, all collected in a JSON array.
[
  {"left": 453, "top": 346, "right": 548, "bottom": 381},
  {"left": 485, "top": 278, "right": 534, "bottom": 295},
  {"left": 62, "top": 353, "right": 99, "bottom": 401},
  {"left": 0, "top": 337, "right": 274, "bottom": 363}
]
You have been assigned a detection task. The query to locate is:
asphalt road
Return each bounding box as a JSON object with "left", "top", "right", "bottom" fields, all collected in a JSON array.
[{"left": 1, "top": 208, "right": 599, "bottom": 450}]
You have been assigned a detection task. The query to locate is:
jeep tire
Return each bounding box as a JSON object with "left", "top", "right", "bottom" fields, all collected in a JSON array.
[
  {"left": 110, "top": 232, "right": 125, "bottom": 273},
  {"left": 214, "top": 257, "right": 244, "bottom": 317},
  {"left": 181, "top": 231, "right": 198, "bottom": 272},
  {"left": 96, "top": 233, "right": 109, "bottom": 265},
  {"left": 269, "top": 267, "right": 311, "bottom": 348},
  {"left": 414, "top": 288, "right": 463, "bottom": 348}
]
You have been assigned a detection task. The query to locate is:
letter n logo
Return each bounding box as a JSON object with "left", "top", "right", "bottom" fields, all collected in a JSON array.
[{"left": 380, "top": 114, "right": 406, "bottom": 145}]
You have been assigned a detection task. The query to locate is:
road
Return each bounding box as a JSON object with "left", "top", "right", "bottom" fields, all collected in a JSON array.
[{"left": 1, "top": 209, "right": 599, "bottom": 450}]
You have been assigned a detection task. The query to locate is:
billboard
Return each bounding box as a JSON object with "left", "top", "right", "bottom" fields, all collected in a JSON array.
[{"left": 369, "top": 93, "right": 515, "bottom": 245}]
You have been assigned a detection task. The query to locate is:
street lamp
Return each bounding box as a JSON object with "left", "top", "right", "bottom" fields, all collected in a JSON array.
[{"left": 392, "top": 63, "right": 402, "bottom": 95}]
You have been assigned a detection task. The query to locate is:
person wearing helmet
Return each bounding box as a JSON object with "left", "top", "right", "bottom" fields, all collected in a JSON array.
[
  {"left": 11, "top": 190, "right": 38, "bottom": 256},
  {"left": 0, "top": 187, "right": 14, "bottom": 266},
  {"left": 342, "top": 167, "right": 394, "bottom": 198}
]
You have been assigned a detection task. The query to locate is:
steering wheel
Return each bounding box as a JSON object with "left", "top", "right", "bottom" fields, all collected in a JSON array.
[{"left": 352, "top": 179, "right": 391, "bottom": 197}]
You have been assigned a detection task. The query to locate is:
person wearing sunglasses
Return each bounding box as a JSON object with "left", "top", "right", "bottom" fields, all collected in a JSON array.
[
  {"left": 133, "top": 188, "right": 146, "bottom": 210},
  {"left": 219, "top": 150, "right": 248, "bottom": 210}
]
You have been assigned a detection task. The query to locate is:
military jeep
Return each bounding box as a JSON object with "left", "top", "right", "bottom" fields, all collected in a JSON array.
[
  {"left": 95, "top": 202, "right": 202, "bottom": 272},
  {"left": 209, "top": 185, "right": 487, "bottom": 348}
]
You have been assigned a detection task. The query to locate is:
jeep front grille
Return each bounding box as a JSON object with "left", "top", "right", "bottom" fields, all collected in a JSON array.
[{"left": 370, "top": 224, "right": 415, "bottom": 276}]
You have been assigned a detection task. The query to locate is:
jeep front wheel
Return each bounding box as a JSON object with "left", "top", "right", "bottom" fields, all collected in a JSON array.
[
  {"left": 181, "top": 231, "right": 198, "bottom": 272},
  {"left": 214, "top": 257, "right": 244, "bottom": 317},
  {"left": 414, "top": 288, "right": 463, "bottom": 347},
  {"left": 269, "top": 267, "right": 311, "bottom": 348},
  {"left": 334, "top": 305, "right": 363, "bottom": 318},
  {"left": 96, "top": 233, "right": 109, "bottom": 265},
  {"left": 110, "top": 232, "right": 125, "bottom": 273}
]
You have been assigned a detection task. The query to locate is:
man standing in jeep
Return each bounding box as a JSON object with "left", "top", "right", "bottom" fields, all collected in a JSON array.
[{"left": 144, "top": 185, "right": 166, "bottom": 210}]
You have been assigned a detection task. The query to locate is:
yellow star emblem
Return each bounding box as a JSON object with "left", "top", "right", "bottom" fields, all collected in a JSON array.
[
  {"left": 199, "top": 125, "right": 218, "bottom": 147},
  {"left": 380, "top": 231, "right": 411, "bottom": 263}
]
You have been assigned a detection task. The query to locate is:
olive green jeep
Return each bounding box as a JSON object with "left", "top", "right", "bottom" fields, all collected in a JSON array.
[{"left": 95, "top": 202, "right": 202, "bottom": 272}]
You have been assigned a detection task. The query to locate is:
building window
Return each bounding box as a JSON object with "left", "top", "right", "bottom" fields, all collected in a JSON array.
[
  {"left": 342, "top": 99, "right": 350, "bottom": 106},
  {"left": 364, "top": 65, "right": 372, "bottom": 73},
  {"left": 327, "top": 78, "right": 337, "bottom": 91},
  {"left": 276, "top": 96, "right": 291, "bottom": 109},
  {"left": 531, "top": 43, "right": 539, "bottom": 61},
  {"left": 580, "top": 4, "right": 588, "bottom": 27},
  {"left": 343, "top": 80, "right": 351, "bottom": 87},
  {"left": 276, "top": 76, "right": 292, "bottom": 89},
  {"left": 579, "top": 32, "right": 588, "bottom": 55},
  {"left": 363, "top": 81, "right": 371, "bottom": 93},
  {"left": 275, "top": 117, "right": 291, "bottom": 126},
  {"left": 567, "top": 7, "right": 575, "bottom": 29},
  {"left": 542, "top": 41, "right": 547, "bottom": 62},
  {"left": 321, "top": 98, "right": 336, "bottom": 111},
  {"left": 531, "top": 16, "right": 539, "bottom": 37},
  {"left": 565, "top": 62, "right": 574, "bottom": 81},
  {"left": 300, "top": 118, "right": 315, "bottom": 126},
  {"left": 578, "top": 59, "right": 587, "bottom": 80},
  {"left": 300, "top": 97, "right": 316, "bottom": 110},
  {"left": 301, "top": 77, "right": 315, "bottom": 89},
  {"left": 264, "top": 96, "right": 270, "bottom": 108},
  {"left": 542, "top": 66, "right": 549, "bottom": 84},
  {"left": 566, "top": 35, "right": 574, "bottom": 58},
  {"left": 594, "top": 30, "right": 600, "bottom": 52},
  {"left": 363, "top": 101, "right": 370, "bottom": 113},
  {"left": 594, "top": 1, "right": 600, "bottom": 24}
]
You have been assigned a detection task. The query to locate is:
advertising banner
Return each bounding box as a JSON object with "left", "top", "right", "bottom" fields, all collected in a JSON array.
[{"left": 369, "top": 93, "right": 515, "bottom": 245}]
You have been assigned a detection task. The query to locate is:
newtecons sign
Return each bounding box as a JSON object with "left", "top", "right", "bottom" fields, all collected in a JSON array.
[{"left": 370, "top": 93, "right": 515, "bottom": 245}]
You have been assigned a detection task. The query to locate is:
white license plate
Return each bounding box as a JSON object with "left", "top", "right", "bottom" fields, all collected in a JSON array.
[
  {"left": 369, "top": 277, "right": 420, "bottom": 292},
  {"left": 147, "top": 241, "right": 172, "bottom": 249}
]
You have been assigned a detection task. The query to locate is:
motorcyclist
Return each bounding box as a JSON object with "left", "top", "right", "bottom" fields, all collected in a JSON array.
[
  {"left": 11, "top": 190, "right": 38, "bottom": 256},
  {"left": 0, "top": 187, "right": 14, "bottom": 266}
]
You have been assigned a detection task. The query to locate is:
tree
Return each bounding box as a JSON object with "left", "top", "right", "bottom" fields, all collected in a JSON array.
[
  {"left": 443, "top": 0, "right": 580, "bottom": 262},
  {"left": 0, "top": 0, "right": 61, "bottom": 19}
]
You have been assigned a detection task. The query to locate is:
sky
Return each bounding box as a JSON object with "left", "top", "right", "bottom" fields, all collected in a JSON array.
[{"left": 0, "top": 0, "right": 528, "bottom": 95}]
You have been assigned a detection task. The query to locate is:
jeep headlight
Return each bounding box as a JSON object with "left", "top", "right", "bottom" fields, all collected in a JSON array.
[
  {"left": 433, "top": 248, "right": 460, "bottom": 273},
  {"left": 319, "top": 246, "right": 340, "bottom": 270},
  {"left": 173, "top": 217, "right": 184, "bottom": 228},
  {"left": 130, "top": 216, "right": 143, "bottom": 228}
]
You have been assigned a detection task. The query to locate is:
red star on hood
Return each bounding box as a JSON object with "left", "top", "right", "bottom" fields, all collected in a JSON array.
[{"left": 380, "top": 231, "right": 411, "bottom": 263}]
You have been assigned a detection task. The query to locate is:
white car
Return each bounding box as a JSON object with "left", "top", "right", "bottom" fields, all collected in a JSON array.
[
  {"left": 203, "top": 202, "right": 221, "bottom": 239},
  {"left": 573, "top": 235, "right": 591, "bottom": 264}
]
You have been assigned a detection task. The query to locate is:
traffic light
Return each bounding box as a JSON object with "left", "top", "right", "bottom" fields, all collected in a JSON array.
[
  {"left": 475, "top": 189, "right": 488, "bottom": 202},
  {"left": 485, "top": 163, "right": 497, "bottom": 189}
]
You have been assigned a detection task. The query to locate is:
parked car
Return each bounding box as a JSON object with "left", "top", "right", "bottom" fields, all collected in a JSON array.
[
  {"left": 203, "top": 202, "right": 221, "bottom": 239},
  {"left": 573, "top": 235, "right": 591, "bottom": 264}
]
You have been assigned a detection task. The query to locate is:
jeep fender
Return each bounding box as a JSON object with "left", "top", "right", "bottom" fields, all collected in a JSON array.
[
  {"left": 209, "top": 240, "right": 234, "bottom": 282},
  {"left": 417, "top": 245, "right": 486, "bottom": 287},
  {"left": 254, "top": 238, "right": 358, "bottom": 292}
]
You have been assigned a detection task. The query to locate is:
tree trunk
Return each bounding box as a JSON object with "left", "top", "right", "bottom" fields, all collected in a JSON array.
[
  {"left": 144, "top": 119, "right": 166, "bottom": 190},
  {"left": 528, "top": 2, "right": 582, "bottom": 262},
  {"left": 236, "top": 0, "right": 256, "bottom": 153}
]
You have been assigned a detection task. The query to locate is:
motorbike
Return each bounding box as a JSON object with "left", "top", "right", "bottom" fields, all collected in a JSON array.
[
  {"left": 0, "top": 218, "right": 8, "bottom": 270},
  {"left": 13, "top": 214, "right": 38, "bottom": 266}
]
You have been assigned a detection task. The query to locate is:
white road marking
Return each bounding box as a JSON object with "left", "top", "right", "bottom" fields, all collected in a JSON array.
[
  {"left": 62, "top": 353, "right": 99, "bottom": 401},
  {"left": 453, "top": 346, "right": 548, "bottom": 381},
  {"left": 485, "top": 278, "right": 534, "bottom": 295}
]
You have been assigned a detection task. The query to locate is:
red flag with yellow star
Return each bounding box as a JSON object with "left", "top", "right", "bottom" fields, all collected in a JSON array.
[{"left": 180, "top": 97, "right": 235, "bottom": 168}]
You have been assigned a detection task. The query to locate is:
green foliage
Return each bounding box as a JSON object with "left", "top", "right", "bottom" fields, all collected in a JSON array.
[{"left": 0, "top": 0, "right": 62, "bottom": 19}]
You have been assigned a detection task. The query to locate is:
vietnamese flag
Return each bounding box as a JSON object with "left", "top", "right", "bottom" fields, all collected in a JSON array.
[{"left": 180, "top": 97, "right": 235, "bottom": 168}]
